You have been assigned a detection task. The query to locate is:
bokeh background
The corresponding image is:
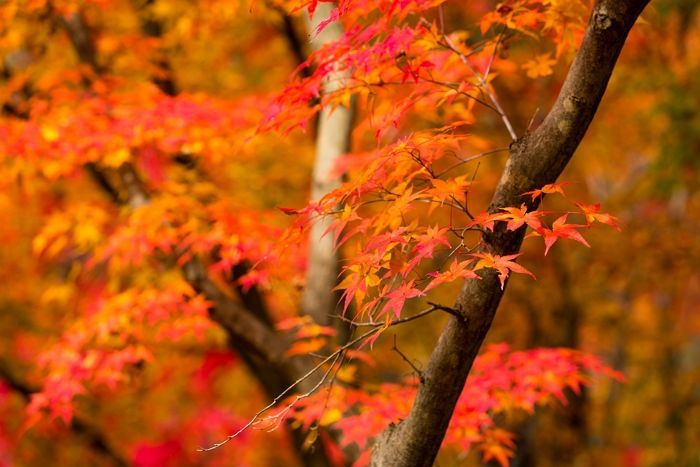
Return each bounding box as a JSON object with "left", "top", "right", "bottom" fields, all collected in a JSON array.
[{"left": 0, "top": 1, "right": 698, "bottom": 466}]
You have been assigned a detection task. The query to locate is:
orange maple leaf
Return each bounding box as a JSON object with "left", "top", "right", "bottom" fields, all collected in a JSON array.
[
  {"left": 424, "top": 259, "right": 480, "bottom": 292},
  {"left": 493, "top": 204, "right": 545, "bottom": 231},
  {"left": 576, "top": 202, "right": 621, "bottom": 231},
  {"left": 522, "top": 53, "right": 557, "bottom": 78},
  {"left": 471, "top": 252, "right": 535, "bottom": 289},
  {"left": 522, "top": 182, "right": 570, "bottom": 201}
]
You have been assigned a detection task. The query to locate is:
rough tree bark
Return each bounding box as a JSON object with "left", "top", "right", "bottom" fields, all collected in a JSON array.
[
  {"left": 370, "top": 0, "right": 650, "bottom": 465},
  {"left": 301, "top": 3, "right": 356, "bottom": 329}
]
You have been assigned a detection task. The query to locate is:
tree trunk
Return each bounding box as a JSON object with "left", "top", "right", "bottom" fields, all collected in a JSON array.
[
  {"left": 370, "top": 0, "right": 650, "bottom": 464},
  {"left": 301, "top": 3, "right": 355, "bottom": 332}
]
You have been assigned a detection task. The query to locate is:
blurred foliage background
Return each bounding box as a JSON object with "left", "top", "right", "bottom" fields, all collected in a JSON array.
[{"left": 0, "top": 0, "right": 698, "bottom": 466}]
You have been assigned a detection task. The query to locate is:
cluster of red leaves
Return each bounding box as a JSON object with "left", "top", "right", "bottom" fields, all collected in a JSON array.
[
  {"left": 25, "top": 285, "right": 211, "bottom": 425},
  {"left": 283, "top": 134, "right": 618, "bottom": 322},
  {"left": 287, "top": 344, "right": 623, "bottom": 466},
  {"left": 266, "top": 0, "right": 587, "bottom": 136}
]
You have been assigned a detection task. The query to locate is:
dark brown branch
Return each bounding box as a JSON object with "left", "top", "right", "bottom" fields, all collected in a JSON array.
[
  {"left": 61, "top": 11, "right": 104, "bottom": 74},
  {"left": 370, "top": 1, "right": 650, "bottom": 465},
  {"left": 278, "top": 11, "right": 311, "bottom": 79},
  {"left": 134, "top": 0, "right": 178, "bottom": 96},
  {"left": 426, "top": 301, "right": 466, "bottom": 322},
  {"left": 231, "top": 262, "right": 274, "bottom": 326},
  {"left": 0, "top": 362, "right": 37, "bottom": 398},
  {"left": 84, "top": 162, "right": 122, "bottom": 204}
]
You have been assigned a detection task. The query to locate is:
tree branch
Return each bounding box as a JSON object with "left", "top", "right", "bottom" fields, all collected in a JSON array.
[{"left": 370, "top": 1, "right": 650, "bottom": 465}]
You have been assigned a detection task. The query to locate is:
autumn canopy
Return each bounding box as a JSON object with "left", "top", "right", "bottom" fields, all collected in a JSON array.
[{"left": 0, "top": 0, "right": 699, "bottom": 466}]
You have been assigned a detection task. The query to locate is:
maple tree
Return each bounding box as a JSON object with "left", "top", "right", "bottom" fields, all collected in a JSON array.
[{"left": 1, "top": 0, "right": 698, "bottom": 466}]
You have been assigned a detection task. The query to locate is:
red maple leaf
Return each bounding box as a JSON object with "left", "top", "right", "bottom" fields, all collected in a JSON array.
[
  {"left": 381, "top": 281, "right": 424, "bottom": 318},
  {"left": 532, "top": 214, "right": 591, "bottom": 255}
]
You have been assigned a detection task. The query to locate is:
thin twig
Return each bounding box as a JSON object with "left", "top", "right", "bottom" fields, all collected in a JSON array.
[
  {"left": 435, "top": 148, "right": 507, "bottom": 178},
  {"left": 441, "top": 35, "right": 518, "bottom": 141},
  {"left": 392, "top": 335, "right": 424, "bottom": 383},
  {"left": 330, "top": 304, "right": 443, "bottom": 327},
  {"left": 256, "top": 352, "right": 342, "bottom": 434},
  {"left": 198, "top": 323, "right": 388, "bottom": 452},
  {"left": 463, "top": 161, "right": 482, "bottom": 221}
]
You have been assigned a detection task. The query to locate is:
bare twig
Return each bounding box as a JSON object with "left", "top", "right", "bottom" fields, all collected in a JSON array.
[
  {"left": 436, "top": 148, "right": 506, "bottom": 179},
  {"left": 198, "top": 324, "right": 381, "bottom": 451},
  {"left": 392, "top": 335, "right": 424, "bottom": 383},
  {"left": 441, "top": 34, "right": 518, "bottom": 141},
  {"left": 330, "top": 304, "right": 443, "bottom": 327}
]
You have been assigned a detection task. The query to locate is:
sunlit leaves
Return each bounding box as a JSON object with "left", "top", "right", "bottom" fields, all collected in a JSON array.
[
  {"left": 424, "top": 259, "right": 479, "bottom": 292},
  {"left": 276, "top": 316, "right": 336, "bottom": 356}
]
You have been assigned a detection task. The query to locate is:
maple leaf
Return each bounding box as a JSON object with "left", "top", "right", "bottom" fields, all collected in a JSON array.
[
  {"left": 522, "top": 182, "right": 569, "bottom": 201},
  {"left": 323, "top": 204, "right": 361, "bottom": 245},
  {"left": 532, "top": 214, "right": 590, "bottom": 255},
  {"left": 404, "top": 226, "right": 450, "bottom": 275},
  {"left": 479, "top": 437, "right": 515, "bottom": 467},
  {"left": 429, "top": 175, "right": 471, "bottom": 205},
  {"left": 576, "top": 202, "right": 621, "bottom": 231},
  {"left": 522, "top": 53, "right": 557, "bottom": 78},
  {"left": 466, "top": 211, "right": 500, "bottom": 231},
  {"left": 471, "top": 252, "right": 535, "bottom": 289},
  {"left": 381, "top": 281, "right": 424, "bottom": 318},
  {"left": 493, "top": 204, "right": 545, "bottom": 231},
  {"left": 285, "top": 338, "right": 327, "bottom": 357},
  {"left": 424, "top": 259, "right": 480, "bottom": 292}
]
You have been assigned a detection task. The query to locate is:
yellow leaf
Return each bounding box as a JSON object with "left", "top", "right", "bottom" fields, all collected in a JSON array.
[
  {"left": 40, "top": 125, "right": 59, "bottom": 142},
  {"left": 104, "top": 147, "right": 131, "bottom": 167},
  {"left": 319, "top": 408, "right": 343, "bottom": 426}
]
